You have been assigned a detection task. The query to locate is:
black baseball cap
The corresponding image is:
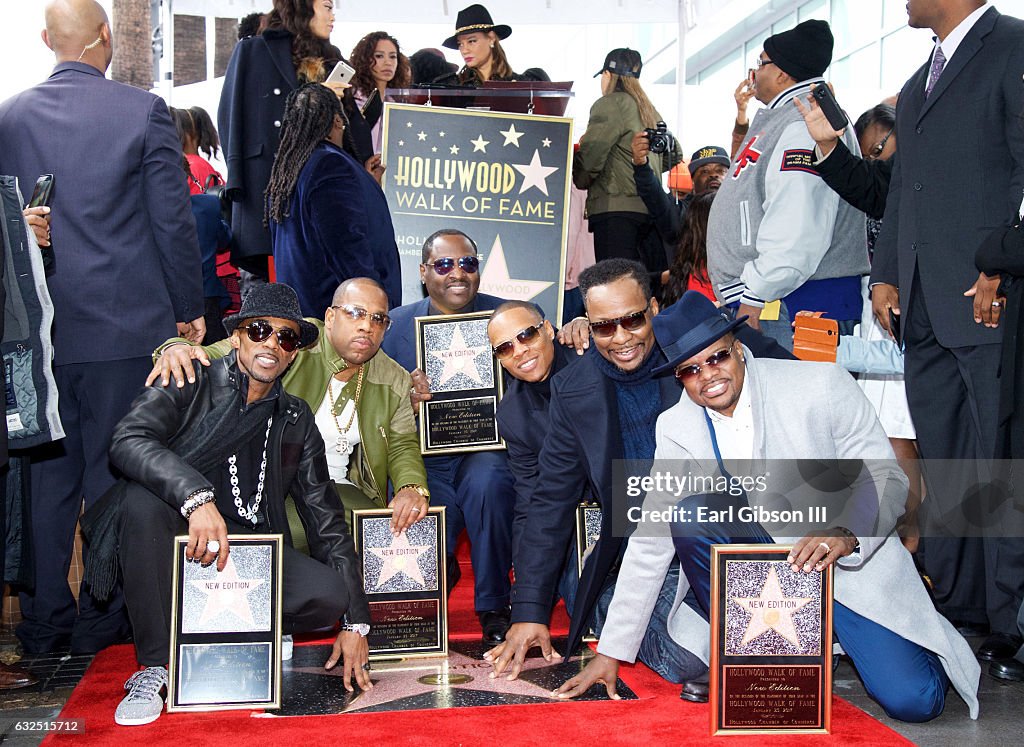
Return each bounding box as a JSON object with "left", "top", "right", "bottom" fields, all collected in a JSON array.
[{"left": 594, "top": 48, "right": 642, "bottom": 79}]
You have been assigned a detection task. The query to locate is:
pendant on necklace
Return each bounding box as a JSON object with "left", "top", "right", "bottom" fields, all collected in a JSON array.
[{"left": 336, "top": 433, "right": 349, "bottom": 453}]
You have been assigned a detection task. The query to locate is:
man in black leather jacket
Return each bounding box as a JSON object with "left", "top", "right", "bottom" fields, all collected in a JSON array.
[{"left": 98, "top": 284, "right": 372, "bottom": 726}]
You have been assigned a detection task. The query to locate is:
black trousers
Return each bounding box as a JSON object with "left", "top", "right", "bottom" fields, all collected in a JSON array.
[
  {"left": 17, "top": 358, "right": 152, "bottom": 654},
  {"left": 904, "top": 272, "right": 1024, "bottom": 636},
  {"left": 119, "top": 485, "right": 353, "bottom": 667},
  {"left": 589, "top": 211, "right": 666, "bottom": 273}
]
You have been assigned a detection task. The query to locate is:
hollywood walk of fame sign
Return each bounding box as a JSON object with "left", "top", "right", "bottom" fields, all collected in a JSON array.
[
  {"left": 381, "top": 103, "right": 572, "bottom": 325},
  {"left": 709, "top": 545, "right": 833, "bottom": 735},
  {"left": 168, "top": 535, "right": 283, "bottom": 712},
  {"left": 415, "top": 311, "right": 505, "bottom": 455},
  {"left": 354, "top": 508, "right": 448, "bottom": 660}
]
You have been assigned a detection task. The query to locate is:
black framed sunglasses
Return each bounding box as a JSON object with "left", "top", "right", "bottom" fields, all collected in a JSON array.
[
  {"left": 330, "top": 304, "right": 392, "bottom": 331},
  {"left": 423, "top": 255, "right": 480, "bottom": 275},
  {"left": 240, "top": 319, "right": 303, "bottom": 352},
  {"left": 492, "top": 325, "right": 542, "bottom": 359},
  {"left": 588, "top": 304, "right": 650, "bottom": 338},
  {"left": 673, "top": 343, "right": 735, "bottom": 383}
]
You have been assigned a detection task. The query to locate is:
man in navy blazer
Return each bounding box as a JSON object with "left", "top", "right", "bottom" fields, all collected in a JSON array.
[
  {"left": 869, "top": 1, "right": 1024, "bottom": 661},
  {"left": 0, "top": 0, "right": 204, "bottom": 654},
  {"left": 381, "top": 229, "right": 517, "bottom": 643}
]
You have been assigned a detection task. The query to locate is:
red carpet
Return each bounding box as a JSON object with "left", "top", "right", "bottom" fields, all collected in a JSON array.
[{"left": 45, "top": 540, "right": 911, "bottom": 746}]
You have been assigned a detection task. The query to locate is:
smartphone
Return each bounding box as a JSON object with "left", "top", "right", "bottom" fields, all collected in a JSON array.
[
  {"left": 888, "top": 308, "right": 901, "bottom": 341},
  {"left": 811, "top": 83, "right": 849, "bottom": 131},
  {"left": 326, "top": 60, "right": 356, "bottom": 86},
  {"left": 28, "top": 174, "right": 54, "bottom": 209}
]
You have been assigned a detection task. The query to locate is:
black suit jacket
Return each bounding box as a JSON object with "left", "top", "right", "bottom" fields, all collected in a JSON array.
[
  {"left": 496, "top": 344, "right": 580, "bottom": 557},
  {"left": 871, "top": 7, "right": 1024, "bottom": 348}
]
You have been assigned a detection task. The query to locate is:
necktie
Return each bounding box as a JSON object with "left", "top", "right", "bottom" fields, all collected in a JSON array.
[{"left": 925, "top": 45, "right": 947, "bottom": 98}]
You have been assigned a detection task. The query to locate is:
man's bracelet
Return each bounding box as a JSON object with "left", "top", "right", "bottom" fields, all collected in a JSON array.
[{"left": 181, "top": 488, "right": 215, "bottom": 519}]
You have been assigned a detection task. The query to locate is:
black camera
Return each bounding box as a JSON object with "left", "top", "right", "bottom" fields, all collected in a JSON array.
[{"left": 643, "top": 121, "right": 674, "bottom": 155}]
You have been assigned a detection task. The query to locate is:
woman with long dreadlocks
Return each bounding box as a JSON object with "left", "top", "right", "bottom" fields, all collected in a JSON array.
[
  {"left": 218, "top": 0, "right": 374, "bottom": 282},
  {"left": 266, "top": 84, "right": 402, "bottom": 316}
]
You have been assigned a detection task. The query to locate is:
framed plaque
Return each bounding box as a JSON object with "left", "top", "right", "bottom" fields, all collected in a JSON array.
[
  {"left": 415, "top": 311, "right": 505, "bottom": 455},
  {"left": 709, "top": 545, "right": 833, "bottom": 735},
  {"left": 575, "top": 503, "right": 602, "bottom": 642},
  {"left": 354, "top": 507, "right": 448, "bottom": 660},
  {"left": 167, "top": 535, "right": 283, "bottom": 712}
]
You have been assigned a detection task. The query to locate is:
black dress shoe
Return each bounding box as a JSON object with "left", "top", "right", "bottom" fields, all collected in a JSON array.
[
  {"left": 479, "top": 608, "right": 511, "bottom": 644},
  {"left": 989, "top": 658, "right": 1024, "bottom": 682},
  {"left": 976, "top": 633, "right": 1023, "bottom": 662},
  {"left": 680, "top": 674, "right": 709, "bottom": 703},
  {"left": 0, "top": 662, "right": 38, "bottom": 690}
]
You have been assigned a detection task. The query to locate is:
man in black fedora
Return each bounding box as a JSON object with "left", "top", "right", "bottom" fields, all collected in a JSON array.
[
  {"left": 82, "top": 283, "right": 372, "bottom": 726},
  {"left": 554, "top": 292, "right": 980, "bottom": 723}
]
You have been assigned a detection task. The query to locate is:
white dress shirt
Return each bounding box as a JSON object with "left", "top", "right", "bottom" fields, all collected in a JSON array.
[
  {"left": 924, "top": 3, "right": 990, "bottom": 91},
  {"left": 704, "top": 370, "right": 755, "bottom": 461}
]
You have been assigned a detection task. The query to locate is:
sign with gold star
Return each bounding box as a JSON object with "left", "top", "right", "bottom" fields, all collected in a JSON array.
[
  {"left": 710, "top": 545, "right": 833, "bottom": 735},
  {"left": 168, "top": 535, "right": 284, "bottom": 713},
  {"left": 415, "top": 311, "right": 505, "bottom": 455},
  {"left": 381, "top": 103, "right": 573, "bottom": 324},
  {"left": 355, "top": 508, "right": 448, "bottom": 660}
]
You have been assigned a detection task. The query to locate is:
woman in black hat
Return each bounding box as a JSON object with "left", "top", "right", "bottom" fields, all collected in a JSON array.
[
  {"left": 574, "top": 48, "right": 681, "bottom": 270},
  {"left": 439, "top": 4, "right": 548, "bottom": 86}
]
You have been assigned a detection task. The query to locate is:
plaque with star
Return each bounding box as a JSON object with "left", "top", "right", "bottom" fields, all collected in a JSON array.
[
  {"left": 415, "top": 311, "right": 505, "bottom": 455},
  {"left": 168, "top": 535, "right": 284, "bottom": 713},
  {"left": 354, "top": 508, "right": 448, "bottom": 660},
  {"left": 575, "top": 503, "right": 602, "bottom": 642},
  {"left": 709, "top": 544, "right": 833, "bottom": 735},
  {"left": 380, "top": 102, "right": 573, "bottom": 325}
]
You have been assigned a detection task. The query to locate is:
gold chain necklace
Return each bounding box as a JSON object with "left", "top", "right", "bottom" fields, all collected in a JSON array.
[{"left": 328, "top": 364, "right": 365, "bottom": 453}]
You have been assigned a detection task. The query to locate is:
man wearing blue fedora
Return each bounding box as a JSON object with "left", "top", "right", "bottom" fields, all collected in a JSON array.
[{"left": 553, "top": 291, "right": 980, "bottom": 722}]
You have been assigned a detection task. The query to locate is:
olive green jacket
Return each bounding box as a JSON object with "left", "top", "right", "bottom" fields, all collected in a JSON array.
[
  {"left": 572, "top": 91, "right": 682, "bottom": 217},
  {"left": 156, "top": 319, "right": 426, "bottom": 507}
]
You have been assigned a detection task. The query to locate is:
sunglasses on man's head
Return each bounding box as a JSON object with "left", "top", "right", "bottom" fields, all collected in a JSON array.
[
  {"left": 240, "top": 320, "right": 303, "bottom": 352},
  {"left": 423, "top": 256, "right": 480, "bottom": 275},
  {"left": 330, "top": 304, "right": 392, "bottom": 331},
  {"left": 673, "top": 343, "right": 735, "bottom": 383},
  {"left": 588, "top": 304, "right": 650, "bottom": 338},
  {"left": 492, "top": 325, "right": 542, "bottom": 359}
]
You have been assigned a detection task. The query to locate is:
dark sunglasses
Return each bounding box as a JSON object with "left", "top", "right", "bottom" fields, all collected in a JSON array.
[
  {"left": 330, "top": 304, "right": 392, "bottom": 331},
  {"left": 588, "top": 304, "right": 650, "bottom": 338},
  {"left": 673, "top": 343, "right": 735, "bottom": 383},
  {"left": 240, "top": 319, "right": 303, "bottom": 352},
  {"left": 423, "top": 255, "right": 480, "bottom": 275},
  {"left": 492, "top": 325, "right": 542, "bottom": 359}
]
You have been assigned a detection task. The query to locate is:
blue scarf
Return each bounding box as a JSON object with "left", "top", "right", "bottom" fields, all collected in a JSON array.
[{"left": 594, "top": 346, "right": 663, "bottom": 461}]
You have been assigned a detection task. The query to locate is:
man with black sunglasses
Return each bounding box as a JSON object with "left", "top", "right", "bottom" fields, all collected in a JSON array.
[
  {"left": 555, "top": 291, "right": 979, "bottom": 723},
  {"left": 486, "top": 260, "right": 792, "bottom": 702},
  {"left": 379, "top": 228, "right": 518, "bottom": 643},
  {"left": 82, "top": 284, "right": 373, "bottom": 725},
  {"left": 149, "top": 277, "right": 429, "bottom": 536}
]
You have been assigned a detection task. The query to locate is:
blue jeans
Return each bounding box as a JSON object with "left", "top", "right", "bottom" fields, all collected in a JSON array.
[
  {"left": 592, "top": 561, "right": 706, "bottom": 683},
  {"left": 671, "top": 492, "right": 949, "bottom": 723}
]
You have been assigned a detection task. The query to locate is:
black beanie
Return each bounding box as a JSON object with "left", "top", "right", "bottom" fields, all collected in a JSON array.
[{"left": 763, "top": 19, "right": 833, "bottom": 82}]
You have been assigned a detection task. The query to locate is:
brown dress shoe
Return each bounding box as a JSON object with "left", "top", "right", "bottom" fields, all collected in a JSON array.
[{"left": 0, "top": 661, "right": 38, "bottom": 690}]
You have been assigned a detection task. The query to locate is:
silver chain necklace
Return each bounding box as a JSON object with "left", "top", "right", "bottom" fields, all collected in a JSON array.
[{"left": 229, "top": 416, "right": 273, "bottom": 524}]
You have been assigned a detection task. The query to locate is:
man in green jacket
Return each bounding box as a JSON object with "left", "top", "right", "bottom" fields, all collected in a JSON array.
[{"left": 148, "top": 277, "right": 429, "bottom": 535}]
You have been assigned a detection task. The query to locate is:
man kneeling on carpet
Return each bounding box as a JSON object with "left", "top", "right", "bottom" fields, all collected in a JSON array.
[
  {"left": 553, "top": 292, "right": 980, "bottom": 722},
  {"left": 82, "top": 284, "right": 373, "bottom": 726}
]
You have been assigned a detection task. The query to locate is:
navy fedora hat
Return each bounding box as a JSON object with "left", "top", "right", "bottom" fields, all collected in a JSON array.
[{"left": 652, "top": 291, "right": 748, "bottom": 376}]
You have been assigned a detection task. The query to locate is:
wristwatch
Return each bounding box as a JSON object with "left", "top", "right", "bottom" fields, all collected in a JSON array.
[
  {"left": 342, "top": 615, "right": 370, "bottom": 637},
  {"left": 398, "top": 483, "right": 430, "bottom": 502}
]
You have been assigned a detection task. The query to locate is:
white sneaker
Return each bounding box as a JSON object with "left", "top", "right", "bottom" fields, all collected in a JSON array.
[
  {"left": 282, "top": 635, "right": 293, "bottom": 662},
  {"left": 115, "top": 666, "right": 168, "bottom": 726}
]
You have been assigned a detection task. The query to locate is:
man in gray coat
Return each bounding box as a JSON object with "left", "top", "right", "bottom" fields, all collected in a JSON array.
[{"left": 554, "top": 292, "right": 980, "bottom": 722}]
